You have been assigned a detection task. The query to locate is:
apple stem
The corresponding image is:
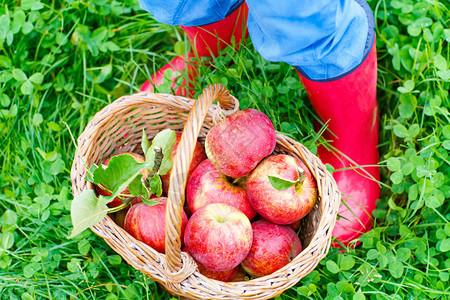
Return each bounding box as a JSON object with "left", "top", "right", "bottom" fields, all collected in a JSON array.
[
  {"left": 150, "top": 146, "right": 163, "bottom": 175},
  {"left": 232, "top": 178, "right": 241, "bottom": 185},
  {"left": 297, "top": 167, "right": 305, "bottom": 183},
  {"left": 108, "top": 202, "right": 131, "bottom": 214}
]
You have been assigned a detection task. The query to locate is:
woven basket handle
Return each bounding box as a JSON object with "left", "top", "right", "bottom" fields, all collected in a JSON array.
[{"left": 165, "top": 84, "right": 238, "bottom": 274}]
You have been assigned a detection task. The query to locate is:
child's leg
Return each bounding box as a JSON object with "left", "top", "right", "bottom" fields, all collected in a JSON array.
[
  {"left": 139, "top": 0, "right": 248, "bottom": 96},
  {"left": 245, "top": 0, "right": 379, "bottom": 247}
]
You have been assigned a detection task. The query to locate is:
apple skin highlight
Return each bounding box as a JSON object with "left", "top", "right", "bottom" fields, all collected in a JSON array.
[
  {"left": 124, "top": 198, "right": 188, "bottom": 254},
  {"left": 246, "top": 154, "right": 317, "bottom": 225},
  {"left": 241, "top": 220, "right": 302, "bottom": 278},
  {"left": 184, "top": 203, "right": 253, "bottom": 272},
  {"left": 187, "top": 159, "right": 256, "bottom": 220},
  {"left": 205, "top": 108, "right": 276, "bottom": 178}
]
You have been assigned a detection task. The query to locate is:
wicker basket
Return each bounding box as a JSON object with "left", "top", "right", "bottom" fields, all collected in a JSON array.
[{"left": 71, "top": 84, "right": 341, "bottom": 299}]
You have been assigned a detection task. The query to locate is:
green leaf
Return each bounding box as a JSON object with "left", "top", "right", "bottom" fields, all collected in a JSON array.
[
  {"left": 144, "top": 130, "right": 176, "bottom": 176},
  {"left": 21, "top": 0, "right": 44, "bottom": 10},
  {"left": 85, "top": 164, "right": 98, "bottom": 183},
  {"left": 2, "top": 210, "right": 17, "bottom": 225},
  {"left": 48, "top": 122, "right": 61, "bottom": 132},
  {"left": 425, "top": 196, "right": 441, "bottom": 209},
  {"left": 150, "top": 129, "right": 177, "bottom": 175},
  {"left": 29, "top": 73, "right": 44, "bottom": 84},
  {"left": 408, "top": 124, "right": 420, "bottom": 138},
  {"left": 434, "top": 54, "right": 448, "bottom": 71},
  {"left": 396, "top": 248, "right": 411, "bottom": 262},
  {"left": 407, "top": 23, "right": 421, "bottom": 36},
  {"left": 386, "top": 157, "right": 401, "bottom": 172},
  {"left": 399, "top": 225, "right": 411, "bottom": 237},
  {"left": 398, "top": 80, "right": 414, "bottom": 93},
  {"left": 339, "top": 256, "right": 355, "bottom": 271},
  {"left": 268, "top": 176, "right": 296, "bottom": 191},
  {"left": 174, "top": 41, "right": 189, "bottom": 56},
  {"left": 0, "top": 93, "right": 10, "bottom": 107},
  {"left": 445, "top": 223, "right": 450, "bottom": 236},
  {"left": 0, "top": 56, "right": 11, "bottom": 69},
  {"left": 415, "top": 17, "right": 433, "bottom": 28},
  {"left": 148, "top": 174, "right": 162, "bottom": 197},
  {"left": 22, "top": 22, "right": 33, "bottom": 34},
  {"left": 21, "top": 80, "right": 33, "bottom": 94},
  {"left": 399, "top": 94, "right": 417, "bottom": 119},
  {"left": 50, "top": 159, "right": 65, "bottom": 175},
  {"left": 12, "top": 69, "right": 27, "bottom": 82},
  {"left": 69, "top": 189, "right": 110, "bottom": 238},
  {"left": 394, "top": 124, "right": 409, "bottom": 138},
  {"left": 439, "top": 272, "right": 449, "bottom": 282},
  {"left": 141, "top": 198, "right": 161, "bottom": 206},
  {"left": 105, "top": 41, "right": 120, "bottom": 51},
  {"left": 401, "top": 162, "right": 414, "bottom": 175},
  {"left": 443, "top": 125, "right": 450, "bottom": 140},
  {"left": 32, "top": 113, "right": 43, "bottom": 126},
  {"left": 439, "top": 239, "right": 450, "bottom": 252},
  {"left": 1, "top": 104, "right": 18, "bottom": 118},
  {"left": 389, "top": 260, "right": 404, "bottom": 278},
  {"left": 0, "top": 232, "right": 14, "bottom": 250},
  {"left": 0, "top": 71, "right": 13, "bottom": 84},
  {"left": 443, "top": 141, "right": 450, "bottom": 150},
  {"left": 11, "top": 10, "right": 25, "bottom": 33},
  {"left": 367, "top": 249, "right": 379, "bottom": 260},
  {"left": 437, "top": 70, "right": 450, "bottom": 80},
  {"left": 128, "top": 174, "right": 149, "bottom": 198},
  {"left": 326, "top": 260, "right": 340, "bottom": 274},
  {"left": 353, "top": 292, "right": 366, "bottom": 300},
  {"left": 379, "top": 254, "right": 388, "bottom": 268},
  {"left": 0, "top": 15, "right": 10, "bottom": 40},
  {"left": 390, "top": 171, "right": 403, "bottom": 184},
  {"left": 336, "top": 280, "right": 354, "bottom": 293},
  {"left": 93, "top": 154, "right": 149, "bottom": 193},
  {"left": 141, "top": 129, "right": 150, "bottom": 156},
  {"left": 108, "top": 255, "right": 122, "bottom": 265},
  {"left": 388, "top": 198, "right": 403, "bottom": 211}
]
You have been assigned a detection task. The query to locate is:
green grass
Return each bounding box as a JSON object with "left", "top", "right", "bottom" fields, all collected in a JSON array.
[{"left": 0, "top": 0, "right": 449, "bottom": 299}]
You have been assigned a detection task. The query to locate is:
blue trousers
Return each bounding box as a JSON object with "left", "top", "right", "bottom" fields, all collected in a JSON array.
[{"left": 139, "top": 0, "right": 375, "bottom": 81}]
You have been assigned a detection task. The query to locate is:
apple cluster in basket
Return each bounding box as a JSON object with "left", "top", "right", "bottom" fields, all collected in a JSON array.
[{"left": 90, "top": 108, "right": 317, "bottom": 282}]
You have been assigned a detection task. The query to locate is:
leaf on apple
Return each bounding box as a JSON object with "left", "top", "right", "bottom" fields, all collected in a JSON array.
[
  {"left": 141, "top": 129, "right": 151, "bottom": 156},
  {"left": 70, "top": 155, "right": 152, "bottom": 238},
  {"left": 69, "top": 189, "right": 111, "bottom": 238},
  {"left": 141, "top": 198, "right": 161, "bottom": 206},
  {"left": 144, "top": 129, "right": 176, "bottom": 176},
  {"left": 128, "top": 174, "right": 150, "bottom": 198},
  {"left": 148, "top": 174, "right": 163, "bottom": 197},
  {"left": 92, "top": 154, "right": 150, "bottom": 192},
  {"left": 268, "top": 175, "right": 296, "bottom": 191},
  {"left": 85, "top": 163, "right": 98, "bottom": 183}
]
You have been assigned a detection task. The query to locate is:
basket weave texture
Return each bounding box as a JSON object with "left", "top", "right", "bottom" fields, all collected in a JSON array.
[{"left": 71, "top": 84, "right": 341, "bottom": 299}]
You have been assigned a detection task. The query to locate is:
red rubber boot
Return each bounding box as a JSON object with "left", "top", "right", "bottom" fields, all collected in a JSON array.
[
  {"left": 297, "top": 40, "right": 380, "bottom": 247},
  {"left": 140, "top": 3, "right": 249, "bottom": 96}
]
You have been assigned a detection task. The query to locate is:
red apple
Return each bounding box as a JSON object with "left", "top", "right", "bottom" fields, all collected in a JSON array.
[
  {"left": 289, "top": 219, "right": 302, "bottom": 232},
  {"left": 186, "top": 159, "right": 256, "bottom": 220},
  {"left": 197, "top": 262, "right": 239, "bottom": 282},
  {"left": 205, "top": 109, "right": 276, "bottom": 178},
  {"left": 246, "top": 154, "right": 317, "bottom": 224},
  {"left": 231, "top": 267, "right": 249, "bottom": 282},
  {"left": 124, "top": 197, "right": 188, "bottom": 253},
  {"left": 241, "top": 220, "right": 302, "bottom": 277},
  {"left": 96, "top": 152, "right": 149, "bottom": 208},
  {"left": 184, "top": 203, "right": 253, "bottom": 271},
  {"left": 161, "top": 132, "right": 206, "bottom": 195},
  {"left": 181, "top": 247, "right": 239, "bottom": 282},
  {"left": 113, "top": 207, "right": 130, "bottom": 228}
]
